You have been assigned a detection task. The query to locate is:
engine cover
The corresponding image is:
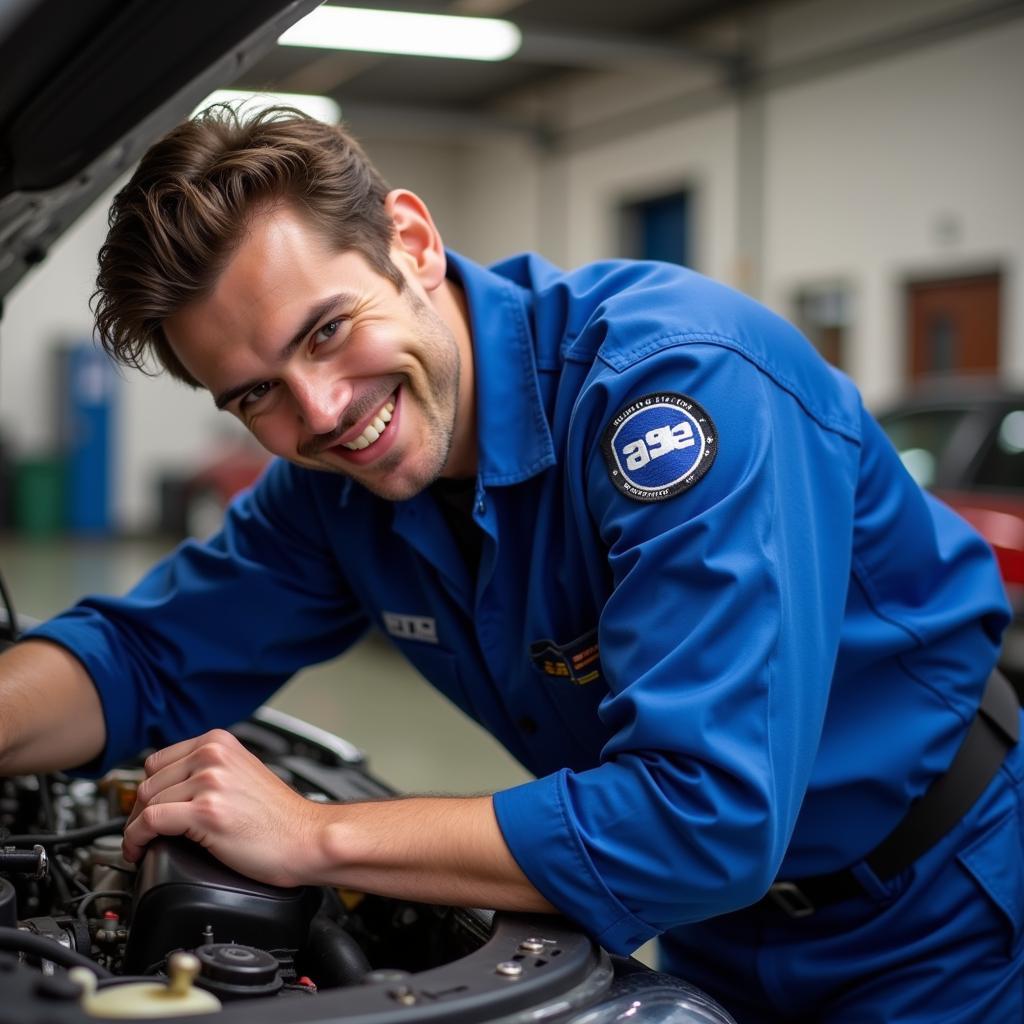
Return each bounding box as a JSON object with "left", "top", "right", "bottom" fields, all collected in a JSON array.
[{"left": 124, "top": 837, "right": 320, "bottom": 974}]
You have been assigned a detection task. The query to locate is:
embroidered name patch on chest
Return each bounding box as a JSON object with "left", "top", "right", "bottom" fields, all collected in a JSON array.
[
  {"left": 383, "top": 612, "right": 439, "bottom": 644},
  {"left": 601, "top": 392, "right": 717, "bottom": 502}
]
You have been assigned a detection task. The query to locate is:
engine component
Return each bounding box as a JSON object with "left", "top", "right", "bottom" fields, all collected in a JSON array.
[
  {"left": 0, "top": 844, "right": 47, "bottom": 879},
  {"left": 0, "top": 715, "right": 741, "bottom": 1024},
  {"left": 20, "top": 915, "right": 92, "bottom": 961},
  {"left": 87, "top": 834, "right": 135, "bottom": 914},
  {"left": 72, "top": 951, "right": 221, "bottom": 1019},
  {"left": 96, "top": 769, "right": 143, "bottom": 819},
  {"left": 301, "top": 912, "right": 372, "bottom": 988},
  {"left": 193, "top": 943, "right": 283, "bottom": 1000},
  {"left": 0, "top": 923, "right": 107, "bottom": 976},
  {"left": 0, "top": 880, "right": 16, "bottom": 928},
  {"left": 123, "top": 836, "right": 320, "bottom": 974}
]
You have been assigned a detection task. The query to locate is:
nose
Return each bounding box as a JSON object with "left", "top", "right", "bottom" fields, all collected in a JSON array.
[{"left": 291, "top": 372, "right": 353, "bottom": 437}]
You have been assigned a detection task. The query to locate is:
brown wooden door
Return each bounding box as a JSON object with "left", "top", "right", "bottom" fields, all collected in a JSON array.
[{"left": 907, "top": 273, "right": 1001, "bottom": 381}]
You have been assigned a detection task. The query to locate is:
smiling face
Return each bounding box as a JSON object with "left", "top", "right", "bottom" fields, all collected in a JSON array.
[{"left": 163, "top": 195, "right": 476, "bottom": 501}]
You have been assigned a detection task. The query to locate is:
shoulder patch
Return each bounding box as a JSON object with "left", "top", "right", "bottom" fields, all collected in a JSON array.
[{"left": 601, "top": 392, "right": 717, "bottom": 502}]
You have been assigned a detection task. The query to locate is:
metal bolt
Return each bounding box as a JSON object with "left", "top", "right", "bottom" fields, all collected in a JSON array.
[
  {"left": 389, "top": 985, "right": 416, "bottom": 1005},
  {"left": 495, "top": 961, "right": 523, "bottom": 977},
  {"left": 519, "top": 938, "right": 546, "bottom": 954}
]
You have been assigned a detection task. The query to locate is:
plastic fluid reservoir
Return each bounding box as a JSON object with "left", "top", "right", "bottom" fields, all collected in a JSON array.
[{"left": 70, "top": 951, "right": 221, "bottom": 1018}]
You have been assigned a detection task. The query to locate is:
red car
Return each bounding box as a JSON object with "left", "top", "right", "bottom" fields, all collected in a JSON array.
[{"left": 877, "top": 381, "right": 1024, "bottom": 691}]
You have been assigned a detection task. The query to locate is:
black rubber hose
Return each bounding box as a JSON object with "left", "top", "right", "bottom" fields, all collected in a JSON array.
[
  {"left": 299, "top": 914, "right": 372, "bottom": 989},
  {"left": 47, "top": 851, "right": 74, "bottom": 908},
  {"left": 5, "top": 817, "right": 127, "bottom": 848},
  {"left": 0, "top": 925, "right": 112, "bottom": 977}
]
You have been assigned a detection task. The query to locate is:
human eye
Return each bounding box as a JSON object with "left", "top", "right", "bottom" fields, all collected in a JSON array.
[
  {"left": 239, "top": 380, "right": 277, "bottom": 410},
  {"left": 311, "top": 318, "right": 349, "bottom": 349}
]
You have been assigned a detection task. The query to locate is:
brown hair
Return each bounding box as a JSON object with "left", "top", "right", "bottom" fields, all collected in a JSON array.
[{"left": 92, "top": 105, "right": 402, "bottom": 387}]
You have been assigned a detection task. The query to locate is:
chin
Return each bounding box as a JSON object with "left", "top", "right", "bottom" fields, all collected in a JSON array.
[
  {"left": 340, "top": 449, "right": 448, "bottom": 503},
  {"left": 358, "top": 466, "right": 442, "bottom": 503}
]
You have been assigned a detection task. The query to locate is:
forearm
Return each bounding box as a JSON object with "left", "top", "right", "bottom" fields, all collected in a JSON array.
[
  {"left": 314, "top": 795, "right": 556, "bottom": 912},
  {"left": 0, "top": 639, "right": 106, "bottom": 774},
  {"left": 123, "top": 731, "right": 557, "bottom": 913}
]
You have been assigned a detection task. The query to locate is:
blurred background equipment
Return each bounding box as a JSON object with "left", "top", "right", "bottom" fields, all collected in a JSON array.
[{"left": 56, "top": 343, "right": 117, "bottom": 536}]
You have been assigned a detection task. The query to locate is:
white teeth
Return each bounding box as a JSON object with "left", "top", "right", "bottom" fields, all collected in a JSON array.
[{"left": 341, "top": 396, "right": 395, "bottom": 451}]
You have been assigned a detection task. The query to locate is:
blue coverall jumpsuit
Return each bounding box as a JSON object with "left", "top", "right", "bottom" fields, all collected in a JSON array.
[{"left": 32, "top": 252, "right": 1020, "bottom": 1022}]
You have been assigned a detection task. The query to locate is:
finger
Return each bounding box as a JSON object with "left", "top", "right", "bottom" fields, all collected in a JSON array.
[
  {"left": 123, "top": 776, "right": 202, "bottom": 853},
  {"left": 123, "top": 769, "right": 238, "bottom": 862},
  {"left": 122, "top": 800, "right": 200, "bottom": 863},
  {"left": 127, "top": 755, "right": 197, "bottom": 826},
  {"left": 143, "top": 728, "right": 238, "bottom": 777}
]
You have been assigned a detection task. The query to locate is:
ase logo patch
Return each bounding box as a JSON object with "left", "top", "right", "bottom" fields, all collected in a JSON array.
[{"left": 601, "top": 392, "right": 717, "bottom": 502}]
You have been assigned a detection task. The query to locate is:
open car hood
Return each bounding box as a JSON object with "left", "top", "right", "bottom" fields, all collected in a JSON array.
[{"left": 0, "top": 0, "right": 320, "bottom": 306}]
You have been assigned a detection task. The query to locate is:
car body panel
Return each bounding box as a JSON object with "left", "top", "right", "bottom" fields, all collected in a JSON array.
[{"left": 877, "top": 380, "right": 1024, "bottom": 687}]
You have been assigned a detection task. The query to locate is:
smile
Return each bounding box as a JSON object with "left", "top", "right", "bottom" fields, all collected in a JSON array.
[{"left": 341, "top": 397, "right": 395, "bottom": 451}]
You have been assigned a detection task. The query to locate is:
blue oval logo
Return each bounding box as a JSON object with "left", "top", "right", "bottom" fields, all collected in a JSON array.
[{"left": 601, "top": 393, "right": 717, "bottom": 502}]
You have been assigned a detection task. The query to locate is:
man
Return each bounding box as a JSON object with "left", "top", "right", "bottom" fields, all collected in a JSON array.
[{"left": 0, "top": 106, "right": 1019, "bottom": 1021}]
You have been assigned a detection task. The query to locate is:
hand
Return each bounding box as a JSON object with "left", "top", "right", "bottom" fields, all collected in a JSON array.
[{"left": 122, "top": 729, "right": 322, "bottom": 887}]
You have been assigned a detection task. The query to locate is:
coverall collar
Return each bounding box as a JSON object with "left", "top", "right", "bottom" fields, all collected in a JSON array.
[{"left": 445, "top": 249, "right": 556, "bottom": 488}]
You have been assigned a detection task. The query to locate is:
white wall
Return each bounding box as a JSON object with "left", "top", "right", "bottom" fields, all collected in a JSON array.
[
  {"left": 558, "top": 107, "right": 739, "bottom": 285},
  {"left": 448, "top": 133, "right": 543, "bottom": 264},
  {"left": 459, "top": 0, "right": 1024, "bottom": 407},
  {"left": 763, "top": 11, "right": 1024, "bottom": 405}
]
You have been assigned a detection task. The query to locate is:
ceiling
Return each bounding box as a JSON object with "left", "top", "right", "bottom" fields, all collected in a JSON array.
[{"left": 230, "top": 0, "right": 764, "bottom": 131}]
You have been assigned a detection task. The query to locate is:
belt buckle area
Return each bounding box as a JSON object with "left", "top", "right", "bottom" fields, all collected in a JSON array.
[{"left": 767, "top": 881, "right": 815, "bottom": 918}]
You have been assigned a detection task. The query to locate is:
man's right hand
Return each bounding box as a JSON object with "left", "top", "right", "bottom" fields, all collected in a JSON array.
[{"left": 0, "top": 639, "right": 106, "bottom": 775}]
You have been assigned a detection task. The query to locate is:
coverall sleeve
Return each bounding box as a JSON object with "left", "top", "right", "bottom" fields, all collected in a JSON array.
[
  {"left": 493, "top": 340, "right": 862, "bottom": 953},
  {"left": 27, "top": 460, "right": 370, "bottom": 774}
]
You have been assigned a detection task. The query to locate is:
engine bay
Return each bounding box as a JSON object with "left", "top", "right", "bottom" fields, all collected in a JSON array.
[{"left": 0, "top": 708, "right": 615, "bottom": 1023}]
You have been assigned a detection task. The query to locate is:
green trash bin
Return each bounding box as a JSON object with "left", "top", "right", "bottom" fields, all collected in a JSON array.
[{"left": 14, "top": 456, "right": 65, "bottom": 538}]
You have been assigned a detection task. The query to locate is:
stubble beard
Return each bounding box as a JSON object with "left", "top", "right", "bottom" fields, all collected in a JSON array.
[{"left": 337, "top": 294, "right": 461, "bottom": 503}]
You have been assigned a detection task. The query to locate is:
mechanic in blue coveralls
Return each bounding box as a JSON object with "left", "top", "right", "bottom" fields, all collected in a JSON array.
[{"left": 0, "top": 107, "right": 1020, "bottom": 1022}]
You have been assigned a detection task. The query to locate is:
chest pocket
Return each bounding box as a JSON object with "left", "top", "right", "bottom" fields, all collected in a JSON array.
[
  {"left": 529, "top": 627, "right": 602, "bottom": 686},
  {"left": 528, "top": 627, "right": 609, "bottom": 760}
]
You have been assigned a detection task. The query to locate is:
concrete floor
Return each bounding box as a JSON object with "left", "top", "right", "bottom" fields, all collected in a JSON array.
[{"left": 0, "top": 534, "right": 531, "bottom": 797}]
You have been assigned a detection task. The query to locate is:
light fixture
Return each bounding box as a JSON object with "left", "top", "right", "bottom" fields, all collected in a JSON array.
[
  {"left": 194, "top": 90, "right": 342, "bottom": 124},
  {"left": 279, "top": 5, "right": 521, "bottom": 62}
]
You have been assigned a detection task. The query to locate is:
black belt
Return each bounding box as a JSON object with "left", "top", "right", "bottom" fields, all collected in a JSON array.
[{"left": 762, "top": 669, "right": 1020, "bottom": 919}]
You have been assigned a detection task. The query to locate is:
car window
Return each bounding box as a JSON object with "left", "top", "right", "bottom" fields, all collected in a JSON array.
[
  {"left": 972, "top": 408, "right": 1024, "bottom": 491},
  {"left": 879, "top": 409, "right": 970, "bottom": 488}
]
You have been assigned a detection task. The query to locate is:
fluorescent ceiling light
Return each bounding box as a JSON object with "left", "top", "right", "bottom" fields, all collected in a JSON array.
[
  {"left": 279, "top": 5, "right": 521, "bottom": 61},
  {"left": 194, "top": 90, "right": 342, "bottom": 124}
]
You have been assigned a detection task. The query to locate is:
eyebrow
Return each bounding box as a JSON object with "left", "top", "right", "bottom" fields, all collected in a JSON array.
[{"left": 212, "top": 292, "right": 357, "bottom": 409}]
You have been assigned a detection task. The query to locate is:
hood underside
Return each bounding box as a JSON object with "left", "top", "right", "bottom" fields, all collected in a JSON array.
[{"left": 0, "top": 0, "right": 320, "bottom": 306}]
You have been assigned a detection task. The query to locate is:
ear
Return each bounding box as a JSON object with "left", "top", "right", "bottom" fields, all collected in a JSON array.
[{"left": 384, "top": 190, "right": 447, "bottom": 292}]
